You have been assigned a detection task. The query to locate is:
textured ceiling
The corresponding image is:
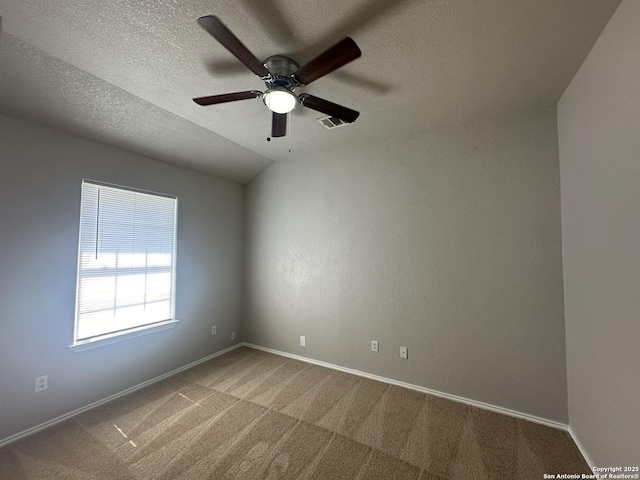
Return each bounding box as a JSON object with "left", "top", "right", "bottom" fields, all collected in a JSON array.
[{"left": 0, "top": 0, "right": 621, "bottom": 183}]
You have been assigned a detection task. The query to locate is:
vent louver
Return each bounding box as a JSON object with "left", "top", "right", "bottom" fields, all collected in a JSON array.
[{"left": 317, "top": 116, "right": 351, "bottom": 130}]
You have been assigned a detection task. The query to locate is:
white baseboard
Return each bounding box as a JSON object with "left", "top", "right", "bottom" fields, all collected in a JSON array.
[
  {"left": 568, "top": 427, "right": 595, "bottom": 472},
  {"left": 1, "top": 342, "right": 574, "bottom": 449},
  {"left": 0, "top": 343, "right": 242, "bottom": 448},
  {"left": 243, "top": 342, "right": 569, "bottom": 432}
]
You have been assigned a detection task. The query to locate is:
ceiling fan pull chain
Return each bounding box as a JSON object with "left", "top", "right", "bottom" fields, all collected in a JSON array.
[
  {"left": 266, "top": 106, "right": 272, "bottom": 141},
  {"left": 288, "top": 113, "right": 292, "bottom": 153}
]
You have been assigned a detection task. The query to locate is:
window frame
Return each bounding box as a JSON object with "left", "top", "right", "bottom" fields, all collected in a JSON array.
[{"left": 71, "top": 179, "right": 178, "bottom": 349}]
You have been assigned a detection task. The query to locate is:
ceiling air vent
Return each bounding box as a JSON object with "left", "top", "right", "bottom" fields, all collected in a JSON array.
[{"left": 317, "top": 116, "right": 351, "bottom": 130}]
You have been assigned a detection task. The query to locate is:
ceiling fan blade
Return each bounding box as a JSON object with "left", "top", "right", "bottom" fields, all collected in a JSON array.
[
  {"left": 271, "top": 112, "right": 287, "bottom": 138},
  {"left": 197, "top": 15, "right": 270, "bottom": 78},
  {"left": 294, "top": 38, "right": 361, "bottom": 86},
  {"left": 299, "top": 94, "right": 359, "bottom": 123},
  {"left": 193, "top": 90, "right": 262, "bottom": 106}
]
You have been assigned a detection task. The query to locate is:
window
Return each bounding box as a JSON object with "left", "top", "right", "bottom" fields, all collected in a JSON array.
[{"left": 73, "top": 180, "right": 177, "bottom": 345}]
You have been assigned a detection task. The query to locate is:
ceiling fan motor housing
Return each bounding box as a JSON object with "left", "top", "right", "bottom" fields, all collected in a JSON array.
[{"left": 263, "top": 55, "right": 300, "bottom": 92}]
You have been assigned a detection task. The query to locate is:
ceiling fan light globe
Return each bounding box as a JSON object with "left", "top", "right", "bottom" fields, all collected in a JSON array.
[{"left": 264, "top": 89, "right": 297, "bottom": 114}]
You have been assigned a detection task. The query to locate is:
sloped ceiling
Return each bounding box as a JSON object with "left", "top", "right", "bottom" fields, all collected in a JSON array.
[{"left": 0, "top": 0, "right": 621, "bottom": 183}]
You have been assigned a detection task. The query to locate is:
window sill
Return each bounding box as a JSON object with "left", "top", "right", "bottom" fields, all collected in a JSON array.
[{"left": 70, "top": 319, "right": 178, "bottom": 352}]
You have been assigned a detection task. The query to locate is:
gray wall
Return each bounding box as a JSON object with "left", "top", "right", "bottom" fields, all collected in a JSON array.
[
  {"left": 244, "top": 107, "right": 569, "bottom": 423},
  {"left": 0, "top": 113, "right": 243, "bottom": 441},
  {"left": 558, "top": 0, "right": 640, "bottom": 466}
]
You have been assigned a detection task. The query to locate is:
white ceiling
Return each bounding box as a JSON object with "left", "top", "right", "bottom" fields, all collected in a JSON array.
[{"left": 0, "top": 0, "right": 621, "bottom": 183}]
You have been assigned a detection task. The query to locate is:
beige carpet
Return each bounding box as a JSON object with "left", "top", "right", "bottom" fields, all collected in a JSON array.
[{"left": 0, "top": 347, "right": 590, "bottom": 479}]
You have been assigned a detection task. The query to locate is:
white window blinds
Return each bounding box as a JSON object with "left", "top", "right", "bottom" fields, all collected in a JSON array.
[{"left": 74, "top": 180, "right": 177, "bottom": 344}]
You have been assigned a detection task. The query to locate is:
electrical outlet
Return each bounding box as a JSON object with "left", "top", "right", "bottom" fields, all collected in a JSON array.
[
  {"left": 400, "top": 347, "right": 408, "bottom": 359},
  {"left": 231, "top": 331, "right": 236, "bottom": 340},
  {"left": 35, "top": 375, "right": 48, "bottom": 392},
  {"left": 211, "top": 325, "right": 217, "bottom": 336},
  {"left": 371, "top": 340, "right": 379, "bottom": 352},
  {"left": 300, "top": 336, "right": 306, "bottom": 347}
]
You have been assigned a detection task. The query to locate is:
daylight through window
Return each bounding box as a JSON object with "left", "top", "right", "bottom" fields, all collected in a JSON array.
[{"left": 74, "top": 180, "right": 177, "bottom": 344}]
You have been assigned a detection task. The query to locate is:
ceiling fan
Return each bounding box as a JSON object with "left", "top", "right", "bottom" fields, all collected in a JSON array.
[{"left": 193, "top": 15, "right": 362, "bottom": 138}]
